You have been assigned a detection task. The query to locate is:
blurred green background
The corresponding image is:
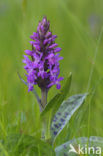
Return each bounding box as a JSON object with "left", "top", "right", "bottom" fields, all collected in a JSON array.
[{"left": 0, "top": 0, "right": 103, "bottom": 147}]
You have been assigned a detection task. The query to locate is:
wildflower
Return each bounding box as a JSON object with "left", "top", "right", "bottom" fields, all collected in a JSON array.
[{"left": 23, "top": 16, "right": 63, "bottom": 92}]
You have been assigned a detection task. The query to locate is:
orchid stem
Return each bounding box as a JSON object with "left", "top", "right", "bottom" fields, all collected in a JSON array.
[
  {"left": 41, "top": 88, "right": 48, "bottom": 108},
  {"left": 41, "top": 88, "right": 48, "bottom": 140}
]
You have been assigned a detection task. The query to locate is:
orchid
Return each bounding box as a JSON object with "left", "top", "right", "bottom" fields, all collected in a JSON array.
[{"left": 23, "top": 17, "right": 63, "bottom": 94}]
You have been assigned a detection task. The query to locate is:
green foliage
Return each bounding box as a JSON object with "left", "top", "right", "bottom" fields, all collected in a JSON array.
[
  {"left": 40, "top": 73, "right": 72, "bottom": 140},
  {"left": 1, "top": 134, "right": 55, "bottom": 156},
  {"left": 41, "top": 73, "right": 72, "bottom": 118},
  {"left": 50, "top": 94, "right": 87, "bottom": 143},
  {"left": 0, "top": 0, "right": 103, "bottom": 155}
]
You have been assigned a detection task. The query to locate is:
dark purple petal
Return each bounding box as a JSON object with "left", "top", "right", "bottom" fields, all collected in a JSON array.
[
  {"left": 43, "top": 39, "right": 48, "bottom": 45},
  {"left": 30, "top": 41, "right": 35, "bottom": 45},
  {"left": 56, "top": 83, "right": 61, "bottom": 89},
  {"left": 33, "top": 44, "right": 40, "bottom": 51},
  {"left": 28, "top": 83, "right": 34, "bottom": 92},
  {"left": 49, "top": 43, "right": 58, "bottom": 49},
  {"left": 30, "top": 35, "right": 35, "bottom": 40},
  {"left": 25, "top": 50, "right": 33, "bottom": 56},
  {"left": 52, "top": 35, "right": 57, "bottom": 39},
  {"left": 54, "top": 47, "right": 62, "bottom": 53},
  {"left": 58, "top": 77, "right": 64, "bottom": 81},
  {"left": 45, "top": 32, "right": 52, "bottom": 38}
]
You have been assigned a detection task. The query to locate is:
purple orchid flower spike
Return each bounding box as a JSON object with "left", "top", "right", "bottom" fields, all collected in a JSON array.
[{"left": 23, "top": 16, "right": 63, "bottom": 109}]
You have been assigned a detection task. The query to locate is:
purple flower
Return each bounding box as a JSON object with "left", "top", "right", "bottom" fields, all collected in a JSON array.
[{"left": 23, "top": 16, "right": 63, "bottom": 92}]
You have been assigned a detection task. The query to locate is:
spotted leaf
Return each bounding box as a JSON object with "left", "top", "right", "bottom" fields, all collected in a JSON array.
[{"left": 51, "top": 94, "right": 87, "bottom": 143}]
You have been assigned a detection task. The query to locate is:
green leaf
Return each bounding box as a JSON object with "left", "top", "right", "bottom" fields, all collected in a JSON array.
[
  {"left": 41, "top": 73, "right": 72, "bottom": 118},
  {"left": 4, "top": 134, "right": 55, "bottom": 156},
  {"left": 55, "top": 136, "right": 103, "bottom": 156},
  {"left": 51, "top": 93, "right": 87, "bottom": 143},
  {"left": 0, "top": 140, "right": 9, "bottom": 156}
]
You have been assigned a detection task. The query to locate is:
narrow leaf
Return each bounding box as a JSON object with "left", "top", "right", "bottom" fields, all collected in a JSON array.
[
  {"left": 17, "top": 72, "right": 42, "bottom": 111},
  {"left": 51, "top": 93, "right": 87, "bottom": 143}
]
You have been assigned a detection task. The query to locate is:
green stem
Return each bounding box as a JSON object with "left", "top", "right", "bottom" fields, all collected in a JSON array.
[
  {"left": 41, "top": 88, "right": 48, "bottom": 108},
  {"left": 41, "top": 88, "right": 48, "bottom": 140}
]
